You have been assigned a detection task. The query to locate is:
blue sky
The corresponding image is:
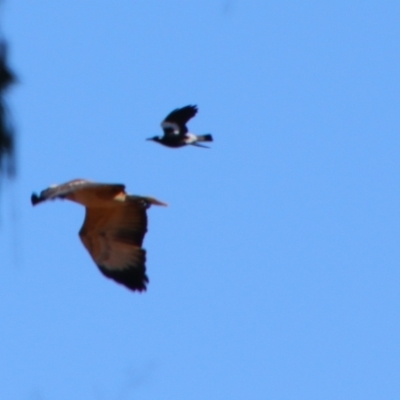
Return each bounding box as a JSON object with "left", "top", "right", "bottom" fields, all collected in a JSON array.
[{"left": 1, "top": 1, "right": 400, "bottom": 399}]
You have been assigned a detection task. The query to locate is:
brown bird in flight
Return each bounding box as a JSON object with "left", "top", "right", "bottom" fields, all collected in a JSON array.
[{"left": 31, "top": 179, "right": 167, "bottom": 292}]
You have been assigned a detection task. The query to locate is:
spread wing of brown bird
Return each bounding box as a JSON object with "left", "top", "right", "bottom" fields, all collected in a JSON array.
[{"left": 31, "top": 179, "right": 167, "bottom": 292}]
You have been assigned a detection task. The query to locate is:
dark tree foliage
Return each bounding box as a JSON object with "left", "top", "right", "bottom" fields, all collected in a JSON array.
[{"left": 0, "top": 39, "right": 16, "bottom": 179}]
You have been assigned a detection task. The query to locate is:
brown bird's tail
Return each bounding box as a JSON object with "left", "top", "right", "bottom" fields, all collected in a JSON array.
[
  {"left": 197, "top": 134, "right": 213, "bottom": 142},
  {"left": 128, "top": 195, "right": 168, "bottom": 207},
  {"left": 144, "top": 197, "right": 168, "bottom": 206}
]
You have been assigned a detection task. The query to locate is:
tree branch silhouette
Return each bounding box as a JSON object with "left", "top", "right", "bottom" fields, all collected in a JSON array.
[{"left": 0, "top": 39, "right": 16, "bottom": 179}]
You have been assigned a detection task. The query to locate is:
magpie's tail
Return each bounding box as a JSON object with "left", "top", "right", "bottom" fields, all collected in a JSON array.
[{"left": 197, "top": 134, "right": 213, "bottom": 142}]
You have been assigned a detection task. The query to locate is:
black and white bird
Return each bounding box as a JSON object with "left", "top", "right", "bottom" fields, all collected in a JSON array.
[
  {"left": 147, "top": 105, "right": 213, "bottom": 148},
  {"left": 31, "top": 179, "right": 166, "bottom": 292}
]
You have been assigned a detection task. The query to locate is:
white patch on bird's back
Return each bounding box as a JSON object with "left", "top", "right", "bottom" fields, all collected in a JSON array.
[
  {"left": 184, "top": 133, "right": 197, "bottom": 144},
  {"left": 161, "top": 121, "right": 180, "bottom": 134}
]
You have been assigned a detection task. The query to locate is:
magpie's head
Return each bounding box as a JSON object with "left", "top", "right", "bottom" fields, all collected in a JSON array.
[{"left": 146, "top": 136, "right": 161, "bottom": 143}]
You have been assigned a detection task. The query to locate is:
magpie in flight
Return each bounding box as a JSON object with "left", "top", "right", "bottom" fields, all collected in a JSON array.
[{"left": 147, "top": 105, "right": 213, "bottom": 148}]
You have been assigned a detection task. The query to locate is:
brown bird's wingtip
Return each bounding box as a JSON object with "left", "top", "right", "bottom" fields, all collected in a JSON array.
[
  {"left": 97, "top": 264, "right": 149, "bottom": 292},
  {"left": 31, "top": 193, "right": 41, "bottom": 206}
]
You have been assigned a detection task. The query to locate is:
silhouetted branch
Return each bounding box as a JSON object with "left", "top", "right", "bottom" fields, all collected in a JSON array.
[{"left": 0, "top": 39, "right": 16, "bottom": 179}]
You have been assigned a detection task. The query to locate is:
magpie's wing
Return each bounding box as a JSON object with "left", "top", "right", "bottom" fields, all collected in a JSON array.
[
  {"left": 161, "top": 105, "right": 198, "bottom": 136},
  {"left": 31, "top": 179, "right": 125, "bottom": 205}
]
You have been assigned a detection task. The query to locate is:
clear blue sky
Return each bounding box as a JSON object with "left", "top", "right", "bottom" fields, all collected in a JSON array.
[{"left": 1, "top": 1, "right": 400, "bottom": 399}]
